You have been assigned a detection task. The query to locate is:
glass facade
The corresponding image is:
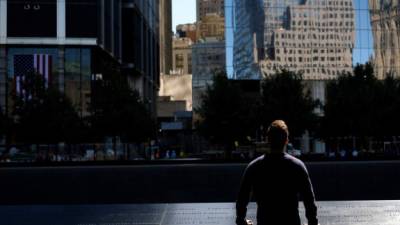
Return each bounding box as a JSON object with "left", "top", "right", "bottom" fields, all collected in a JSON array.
[
  {"left": 0, "top": 0, "right": 160, "bottom": 117},
  {"left": 232, "top": 0, "right": 355, "bottom": 80},
  {"left": 4, "top": 47, "right": 92, "bottom": 116},
  {"left": 232, "top": 0, "right": 264, "bottom": 79},
  {"left": 7, "top": 48, "right": 58, "bottom": 79},
  {"left": 7, "top": 0, "right": 57, "bottom": 37},
  {"left": 229, "top": 0, "right": 383, "bottom": 80},
  {"left": 66, "top": 0, "right": 98, "bottom": 38},
  {"left": 65, "top": 48, "right": 92, "bottom": 116}
]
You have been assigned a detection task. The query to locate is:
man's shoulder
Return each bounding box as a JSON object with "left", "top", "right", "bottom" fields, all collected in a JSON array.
[
  {"left": 284, "top": 153, "right": 307, "bottom": 170},
  {"left": 246, "top": 155, "right": 265, "bottom": 169}
]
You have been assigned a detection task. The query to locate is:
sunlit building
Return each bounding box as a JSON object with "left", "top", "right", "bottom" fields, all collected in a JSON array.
[
  {"left": 160, "top": 0, "right": 173, "bottom": 75},
  {"left": 260, "top": 0, "right": 355, "bottom": 80},
  {"left": 197, "top": 0, "right": 225, "bottom": 21},
  {"left": 172, "top": 37, "right": 193, "bottom": 75},
  {"left": 159, "top": 74, "right": 193, "bottom": 112},
  {"left": 176, "top": 23, "right": 198, "bottom": 43},
  {"left": 369, "top": 0, "right": 400, "bottom": 79},
  {"left": 196, "top": 13, "right": 225, "bottom": 41}
]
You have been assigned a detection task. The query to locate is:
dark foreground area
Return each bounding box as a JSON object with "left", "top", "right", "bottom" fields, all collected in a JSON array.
[
  {"left": 0, "top": 161, "right": 400, "bottom": 204},
  {"left": 1, "top": 201, "right": 400, "bottom": 225}
]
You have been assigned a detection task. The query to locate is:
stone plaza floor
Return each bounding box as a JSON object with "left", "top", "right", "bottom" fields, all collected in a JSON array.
[{"left": 0, "top": 201, "right": 399, "bottom": 225}]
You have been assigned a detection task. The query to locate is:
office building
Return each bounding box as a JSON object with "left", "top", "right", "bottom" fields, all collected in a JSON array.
[
  {"left": 196, "top": 13, "right": 225, "bottom": 41},
  {"left": 260, "top": 0, "right": 355, "bottom": 80},
  {"left": 233, "top": 0, "right": 356, "bottom": 80},
  {"left": 0, "top": 0, "right": 160, "bottom": 116},
  {"left": 369, "top": 0, "right": 400, "bottom": 79},
  {"left": 192, "top": 38, "right": 226, "bottom": 111},
  {"left": 172, "top": 37, "right": 193, "bottom": 75},
  {"left": 232, "top": 0, "right": 264, "bottom": 79},
  {"left": 197, "top": 0, "right": 225, "bottom": 21},
  {"left": 160, "top": 0, "right": 173, "bottom": 75},
  {"left": 176, "top": 23, "right": 198, "bottom": 43}
]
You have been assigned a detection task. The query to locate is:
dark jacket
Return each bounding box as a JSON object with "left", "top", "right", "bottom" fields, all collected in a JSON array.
[{"left": 236, "top": 153, "right": 318, "bottom": 225}]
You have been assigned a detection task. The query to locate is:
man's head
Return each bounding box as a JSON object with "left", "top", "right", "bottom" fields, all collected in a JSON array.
[{"left": 266, "top": 120, "right": 289, "bottom": 153}]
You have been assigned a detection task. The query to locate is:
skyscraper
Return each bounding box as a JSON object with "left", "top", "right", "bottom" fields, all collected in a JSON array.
[
  {"left": 172, "top": 37, "right": 193, "bottom": 75},
  {"left": 261, "top": 0, "right": 355, "bottom": 80},
  {"left": 369, "top": 0, "right": 400, "bottom": 79},
  {"left": 160, "top": 0, "right": 173, "bottom": 75},
  {"left": 197, "top": 0, "right": 225, "bottom": 21},
  {"left": 0, "top": 0, "right": 161, "bottom": 116},
  {"left": 232, "top": 0, "right": 265, "bottom": 79},
  {"left": 233, "top": 0, "right": 356, "bottom": 80},
  {"left": 196, "top": 13, "right": 226, "bottom": 41}
]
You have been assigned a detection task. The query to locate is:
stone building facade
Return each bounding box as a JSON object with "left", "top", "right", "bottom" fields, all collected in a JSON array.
[
  {"left": 196, "top": 0, "right": 225, "bottom": 21},
  {"left": 369, "top": 0, "right": 400, "bottom": 79},
  {"left": 260, "top": 0, "right": 356, "bottom": 80},
  {"left": 196, "top": 13, "right": 225, "bottom": 41},
  {"left": 172, "top": 37, "right": 193, "bottom": 75},
  {"left": 176, "top": 23, "right": 198, "bottom": 43},
  {"left": 160, "top": 0, "right": 173, "bottom": 75}
]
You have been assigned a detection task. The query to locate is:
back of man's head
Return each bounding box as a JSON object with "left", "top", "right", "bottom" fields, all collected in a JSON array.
[{"left": 267, "top": 120, "right": 289, "bottom": 153}]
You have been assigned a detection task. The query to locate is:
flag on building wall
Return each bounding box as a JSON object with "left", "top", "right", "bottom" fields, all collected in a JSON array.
[{"left": 13, "top": 54, "right": 53, "bottom": 94}]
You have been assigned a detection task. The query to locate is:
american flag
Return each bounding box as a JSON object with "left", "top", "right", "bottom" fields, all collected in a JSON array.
[{"left": 14, "top": 54, "right": 52, "bottom": 94}]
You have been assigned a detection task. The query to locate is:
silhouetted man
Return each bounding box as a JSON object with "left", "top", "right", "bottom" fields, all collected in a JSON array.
[{"left": 236, "top": 120, "right": 318, "bottom": 225}]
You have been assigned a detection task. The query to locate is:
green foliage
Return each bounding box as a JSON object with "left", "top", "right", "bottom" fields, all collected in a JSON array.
[
  {"left": 196, "top": 72, "right": 257, "bottom": 147},
  {"left": 260, "top": 70, "right": 319, "bottom": 137},
  {"left": 322, "top": 63, "right": 400, "bottom": 139},
  {"left": 89, "top": 71, "right": 155, "bottom": 143},
  {"left": 12, "top": 72, "right": 84, "bottom": 144},
  {"left": 196, "top": 70, "right": 319, "bottom": 151}
]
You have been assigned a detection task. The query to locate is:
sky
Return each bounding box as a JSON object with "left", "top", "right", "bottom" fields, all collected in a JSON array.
[
  {"left": 172, "top": 0, "right": 196, "bottom": 31},
  {"left": 172, "top": 0, "right": 374, "bottom": 77}
]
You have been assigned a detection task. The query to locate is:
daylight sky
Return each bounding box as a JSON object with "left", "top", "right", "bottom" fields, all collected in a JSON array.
[
  {"left": 172, "top": 0, "right": 374, "bottom": 77},
  {"left": 172, "top": 0, "right": 196, "bottom": 31}
]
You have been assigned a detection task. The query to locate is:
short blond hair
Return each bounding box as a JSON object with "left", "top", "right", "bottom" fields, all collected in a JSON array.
[{"left": 267, "top": 120, "right": 289, "bottom": 152}]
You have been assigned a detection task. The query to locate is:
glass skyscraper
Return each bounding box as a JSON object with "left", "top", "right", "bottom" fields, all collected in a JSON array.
[
  {"left": 232, "top": 0, "right": 264, "bottom": 79},
  {"left": 233, "top": 0, "right": 356, "bottom": 80}
]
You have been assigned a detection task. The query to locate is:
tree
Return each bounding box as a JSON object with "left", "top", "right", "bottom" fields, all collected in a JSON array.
[
  {"left": 260, "top": 70, "right": 319, "bottom": 138},
  {"left": 89, "top": 71, "right": 155, "bottom": 143},
  {"left": 196, "top": 72, "right": 258, "bottom": 154},
  {"left": 321, "top": 63, "right": 400, "bottom": 150},
  {"left": 12, "top": 72, "right": 84, "bottom": 144},
  {"left": 322, "top": 64, "right": 379, "bottom": 139}
]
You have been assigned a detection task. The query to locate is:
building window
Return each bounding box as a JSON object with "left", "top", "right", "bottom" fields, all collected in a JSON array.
[
  {"left": 65, "top": 48, "right": 92, "bottom": 115},
  {"left": 7, "top": 0, "right": 57, "bottom": 37},
  {"left": 66, "top": 0, "right": 98, "bottom": 38}
]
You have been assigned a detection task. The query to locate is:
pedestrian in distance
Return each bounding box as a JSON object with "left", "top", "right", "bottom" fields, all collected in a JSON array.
[{"left": 236, "top": 120, "right": 319, "bottom": 225}]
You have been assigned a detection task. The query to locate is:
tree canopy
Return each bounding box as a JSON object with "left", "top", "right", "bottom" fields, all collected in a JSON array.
[
  {"left": 89, "top": 71, "right": 155, "bottom": 143},
  {"left": 196, "top": 72, "right": 258, "bottom": 148},
  {"left": 321, "top": 63, "right": 400, "bottom": 140},
  {"left": 12, "top": 72, "right": 84, "bottom": 144},
  {"left": 260, "top": 70, "right": 319, "bottom": 137}
]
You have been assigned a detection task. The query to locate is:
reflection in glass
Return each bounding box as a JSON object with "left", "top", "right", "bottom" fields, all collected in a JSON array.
[
  {"left": 65, "top": 48, "right": 91, "bottom": 117},
  {"left": 227, "top": 0, "right": 400, "bottom": 80},
  {"left": 232, "top": 0, "right": 357, "bottom": 80},
  {"left": 369, "top": 0, "right": 400, "bottom": 79}
]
